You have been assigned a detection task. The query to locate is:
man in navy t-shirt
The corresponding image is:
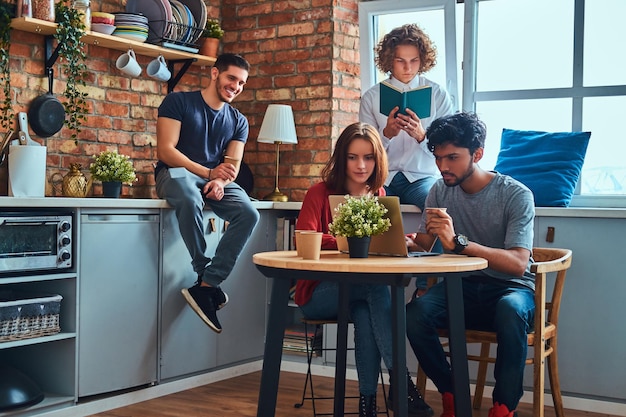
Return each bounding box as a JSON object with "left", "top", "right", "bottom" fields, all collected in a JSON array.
[{"left": 155, "top": 53, "right": 259, "bottom": 333}]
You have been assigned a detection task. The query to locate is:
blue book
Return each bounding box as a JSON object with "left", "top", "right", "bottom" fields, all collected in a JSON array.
[{"left": 379, "top": 81, "right": 432, "bottom": 118}]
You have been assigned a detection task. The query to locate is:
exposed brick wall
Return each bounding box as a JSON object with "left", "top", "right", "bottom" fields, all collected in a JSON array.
[{"left": 0, "top": 0, "right": 361, "bottom": 201}]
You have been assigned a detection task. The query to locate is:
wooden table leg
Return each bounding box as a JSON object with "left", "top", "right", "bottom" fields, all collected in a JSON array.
[{"left": 257, "top": 277, "right": 290, "bottom": 417}]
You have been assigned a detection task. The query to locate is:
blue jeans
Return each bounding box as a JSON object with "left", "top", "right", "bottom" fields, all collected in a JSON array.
[
  {"left": 156, "top": 167, "right": 259, "bottom": 287},
  {"left": 385, "top": 172, "right": 440, "bottom": 289},
  {"left": 406, "top": 278, "right": 535, "bottom": 410},
  {"left": 299, "top": 281, "right": 394, "bottom": 396}
]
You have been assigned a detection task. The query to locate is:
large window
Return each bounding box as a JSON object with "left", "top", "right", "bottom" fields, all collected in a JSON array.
[
  {"left": 359, "top": 0, "right": 626, "bottom": 206},
  {"left": 358, "top": 0, "right": 461, "bottom": 109}
]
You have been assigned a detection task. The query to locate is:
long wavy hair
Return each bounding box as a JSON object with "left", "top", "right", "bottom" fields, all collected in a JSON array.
[
  {"left": 322, "top": 122, "right": 388, "bottom": 194},
  {"left": 375, "top": 24, "right": 438, "bottom": 75}
]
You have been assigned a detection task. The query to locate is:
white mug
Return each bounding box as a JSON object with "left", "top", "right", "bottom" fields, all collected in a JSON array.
[
  {"left": 147, "top": 55, "right": 171, "bottom": 82},
  {"left": 116, "top": 49, "right": 142, "bottom": 77}
]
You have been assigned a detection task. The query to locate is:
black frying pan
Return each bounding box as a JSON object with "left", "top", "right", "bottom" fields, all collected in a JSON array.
[{"left": 28, "top": 68, "right": 65, "bottom": 138}]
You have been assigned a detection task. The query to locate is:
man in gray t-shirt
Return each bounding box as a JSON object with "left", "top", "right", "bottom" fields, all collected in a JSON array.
[{"left": 405, "top": 112, "right": 535, "bottom": 417}]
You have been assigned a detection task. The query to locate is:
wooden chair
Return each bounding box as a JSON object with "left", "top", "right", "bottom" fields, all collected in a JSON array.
[
  {"left": 294, "top": 318, "right": 389, "bottom": 417},
  {"left": 416, "top": 247, "right": 572, "bottom": 417}
]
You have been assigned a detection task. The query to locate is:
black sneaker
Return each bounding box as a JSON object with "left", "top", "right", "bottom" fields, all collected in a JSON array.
[
  {"left": 181, "top": 284, "right": 228, "bottom": 333},
  {"left": 195, "top": 276, "right": 229, "bottom": 310}
]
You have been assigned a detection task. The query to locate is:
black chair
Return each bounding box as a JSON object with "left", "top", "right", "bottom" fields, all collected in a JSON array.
[{"left": 293, "top": 318, "right": 390, "bottom": 417}]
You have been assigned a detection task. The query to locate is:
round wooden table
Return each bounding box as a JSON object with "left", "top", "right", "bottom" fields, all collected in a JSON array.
[{"left": 253, "top": 250, "right": 488, "bottom": 417}]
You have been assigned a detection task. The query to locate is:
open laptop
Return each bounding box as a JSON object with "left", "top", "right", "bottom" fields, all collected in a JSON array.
[{"left": 328, "top": 195, "right": 440, "bottom": 257}]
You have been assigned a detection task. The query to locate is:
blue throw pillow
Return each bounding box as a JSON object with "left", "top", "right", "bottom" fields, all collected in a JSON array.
[{"left": 494, "top": 128, "right": 591, "bottom": 207}]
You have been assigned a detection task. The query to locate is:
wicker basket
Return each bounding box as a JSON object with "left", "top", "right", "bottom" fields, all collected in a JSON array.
[{"left": 0, "top": 291, "right": 62, "bottom": 342}]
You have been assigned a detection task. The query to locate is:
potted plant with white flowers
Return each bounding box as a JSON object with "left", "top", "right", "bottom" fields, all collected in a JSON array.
[
  {"left": 89, "top": 150, "right": 136, "bottom": 198},
  {"left": 328, "top": 195, "right": 391, "bottom": 258}
]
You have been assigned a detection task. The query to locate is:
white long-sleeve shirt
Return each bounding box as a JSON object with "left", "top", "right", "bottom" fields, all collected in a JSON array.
[{"left": 359, "top": 76, "right": 454, "bottom": 186}]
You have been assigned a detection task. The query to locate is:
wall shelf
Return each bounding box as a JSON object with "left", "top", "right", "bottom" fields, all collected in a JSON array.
[{"left": 10, "top": 17, "right": 216, "bottom": 92}]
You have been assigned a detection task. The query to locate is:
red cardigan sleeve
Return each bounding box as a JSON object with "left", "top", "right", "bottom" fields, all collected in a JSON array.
[{"left": 295, "top": 182, "right": 337, "bottom": 250}]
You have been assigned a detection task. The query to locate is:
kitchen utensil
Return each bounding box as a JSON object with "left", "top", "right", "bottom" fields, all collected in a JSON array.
[
  {"left": 27, "top": 68, "right": 66, "bottom": 138},
  {"left": 0, "top": 365, "right": 44, "bottom": 411},
  {"left": 18, "top": 131, "right": 27, "bottom": 145},
  {"left": 0, "top": 130, "right": 15, "bottom": 165},
  {"left": 0, "top": 129, "right": 14, "bottom": 154},
  {"left": 18, "top": 112, "right": 41, "bottom": 146}
]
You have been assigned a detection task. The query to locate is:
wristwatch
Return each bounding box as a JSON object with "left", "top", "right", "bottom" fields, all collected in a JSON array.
[{"left": 453, "top": 234, "right": 469, "bottom": 254}]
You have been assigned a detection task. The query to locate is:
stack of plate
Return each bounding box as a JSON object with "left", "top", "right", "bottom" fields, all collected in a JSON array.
[
  {"left": 125, "top": 0, "right": 169, "bottom": 44},
  {"left": 112, "top": 12, "right": 149, "bottom": 43}
]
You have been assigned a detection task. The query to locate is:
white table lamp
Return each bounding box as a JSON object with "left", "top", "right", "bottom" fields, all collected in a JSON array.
[{"left": 257, "top": 104, "right": 298, "bottom": 202}]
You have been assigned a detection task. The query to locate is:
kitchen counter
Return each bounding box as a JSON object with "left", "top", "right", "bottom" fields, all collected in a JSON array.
[
  {"left": 2, "top": 197, "right": 625, "bottom": 218},
  {"left": 0, "top": 197, "right": 276, "bottom": 210}
]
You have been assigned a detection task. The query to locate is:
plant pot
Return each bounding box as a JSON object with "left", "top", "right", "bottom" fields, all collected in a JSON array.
[
  {"left": 199, "top": 38, "right": 219, "bottom": 58},
  {"left": 102, "top": 181, "right": 122, "bottom": 198},
  {"left": 347, "top": 236, "right": 371, "bottom": 258}
]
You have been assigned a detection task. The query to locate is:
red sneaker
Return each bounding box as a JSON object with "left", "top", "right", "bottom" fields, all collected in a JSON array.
[
  {"left": 441, "top": 392, "right": 455, "bottom": 417},
  {"left": 488, "top": 402, "right": 516, "bottom": 417}
]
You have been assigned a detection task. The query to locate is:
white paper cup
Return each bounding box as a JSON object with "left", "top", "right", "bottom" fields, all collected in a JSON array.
[
  {"left": 147, "top": 55, "right": 171, "bottom": 82},
  {"left": 298, "top": 231, "right": 323, "bottom": 260},
  {"left": 116, "top": 49, "right": 141, "bottom": 77}
]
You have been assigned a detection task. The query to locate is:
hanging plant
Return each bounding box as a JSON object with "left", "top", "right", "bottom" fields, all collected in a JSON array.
[
  {"left": 0, "top": 1, "right": 13, "bottom": 132},
  {"left": 54, "top": 1, "right": 88, "bottom": 142}
]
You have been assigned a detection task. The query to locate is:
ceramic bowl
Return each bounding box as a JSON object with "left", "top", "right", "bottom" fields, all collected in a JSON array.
[
  {"left": 91, "top": 23, "right": 116, "bottom": 35},
  {"left": 91, "top": 12, "right": 115, "bottom": 26}
]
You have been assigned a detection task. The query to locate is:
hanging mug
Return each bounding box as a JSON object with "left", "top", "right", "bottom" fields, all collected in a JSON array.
[
  {"left": 147, "top": 55, "right": 171, "bottom": 82},
  {"left": 116, "top": 49, "right": 141, "bottom": 77}
]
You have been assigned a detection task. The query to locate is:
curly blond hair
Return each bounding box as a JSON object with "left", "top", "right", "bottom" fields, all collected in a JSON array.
[{"left": 374, "top": 24, "right": 438, "bottom": 75}]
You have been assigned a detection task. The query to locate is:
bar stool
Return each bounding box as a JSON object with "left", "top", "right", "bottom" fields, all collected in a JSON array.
[{"left": 293, "top": 318, "right": 390, "bottom": 417}]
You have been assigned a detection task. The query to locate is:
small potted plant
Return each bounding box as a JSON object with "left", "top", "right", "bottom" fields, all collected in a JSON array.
[
  {"left": 328, "top": 195, "right": 391, "bottom": 258},
  {"left": 199, "top": 18, "right": 224, "bottom": 57},
  {"left": 89, "top": 150, "right": 136, "bottom": 198}
]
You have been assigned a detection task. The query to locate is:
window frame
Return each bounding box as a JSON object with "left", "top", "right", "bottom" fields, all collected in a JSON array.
[{"left": 359, "top": 0, "right": 626, "bottom": 208}]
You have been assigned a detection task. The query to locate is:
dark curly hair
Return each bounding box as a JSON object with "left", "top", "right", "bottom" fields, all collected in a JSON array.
[
  {"left": 426, "top": 112, "right": 487, "bottom": 155},
  {"left": 374, "top": 24, "right": 437, "bottom": 75}
]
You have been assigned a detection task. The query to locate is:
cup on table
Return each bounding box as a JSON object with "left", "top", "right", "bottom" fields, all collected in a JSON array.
[
  {"left": 116, "top": 49, "right": 141, "bottom": 77},
  {"left": 296, "top": 231, "right": 323, "bottom": 260},
  {"left": 294, "top": 230, "right": 316, "bottom": 257},
  {"left": 147, "top": 55, "right": 171, "bottom": 82}
]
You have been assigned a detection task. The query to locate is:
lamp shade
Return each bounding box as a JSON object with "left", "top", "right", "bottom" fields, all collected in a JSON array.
[{"left": 257, "top": 104, "right": 298, "bottom": 145}]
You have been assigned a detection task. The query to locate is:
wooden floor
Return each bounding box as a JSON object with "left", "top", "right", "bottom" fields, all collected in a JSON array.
[{"left": 89, "top": 371, "right": 617, "bottom": 417}]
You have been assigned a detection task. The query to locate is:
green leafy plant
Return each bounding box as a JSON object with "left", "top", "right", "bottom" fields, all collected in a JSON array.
[
  {"left": 0, "top": 1, "right": 13, "bottom": 132},
  {"left": 201, "top": 18, "right": 224, "bottom": 39},
  {"left": 328, "top": 195, "right": 391, "bottom": 238},
  {"left": 55, "top": 1, "right": 88, "bottom": 142},
  {"left": 89, "top": 150, "right": 137, "bottom": 184}
]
